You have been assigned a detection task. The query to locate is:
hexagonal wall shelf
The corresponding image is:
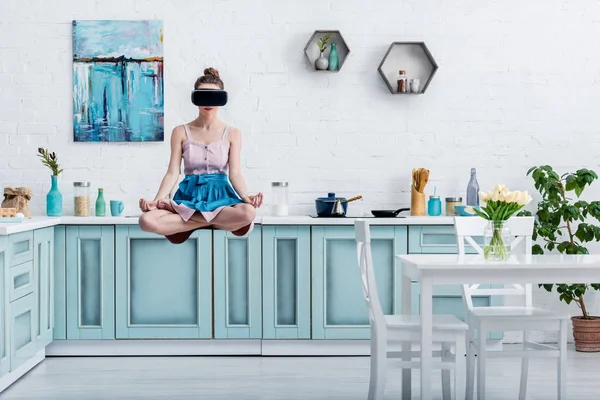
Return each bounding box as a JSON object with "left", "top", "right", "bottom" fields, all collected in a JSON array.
[
  {"left": 303, "top": 30, "right": 350, "bottom": 72},
  {"left": 377, "top": 42, "right": 438, "bottom": 94}
]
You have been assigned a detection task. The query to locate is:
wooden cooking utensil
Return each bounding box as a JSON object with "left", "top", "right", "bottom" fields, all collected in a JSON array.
[
  {"left": 413, "top": 168, "right": 420, "bottom": 191},
  {"left": 418, "top": 168, "right": 429, "bottom": 192},
  {"left": 345, "top": 196, "right": 363, "bottom": 203}
]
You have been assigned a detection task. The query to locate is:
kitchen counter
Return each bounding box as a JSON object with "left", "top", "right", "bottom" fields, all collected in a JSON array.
[{"left": 0, "top": 215, "right": 455, "bottom": 235}]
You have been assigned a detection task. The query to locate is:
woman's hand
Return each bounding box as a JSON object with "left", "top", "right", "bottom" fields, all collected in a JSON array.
[
  {"left": 243, "top": 193, "right": 263, "bottom": 208},
  {"left": 139, "top": 198, "right": 158, "bottom": 212}
]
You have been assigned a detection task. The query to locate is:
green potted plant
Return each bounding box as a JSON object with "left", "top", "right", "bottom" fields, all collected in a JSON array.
[
  {"left": 520, "top": 165, "right": 600, "bottom": 352},
  {"left": 315, "top": 32, "right": 332, "bottom": 70},
  {"left": 37, "top": 147, "right": 63, "bottom": 217}
]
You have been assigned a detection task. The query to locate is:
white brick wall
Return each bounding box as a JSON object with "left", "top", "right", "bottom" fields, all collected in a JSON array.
[{"left": 2, "top": 0, "right": 600, "bottom": 339}]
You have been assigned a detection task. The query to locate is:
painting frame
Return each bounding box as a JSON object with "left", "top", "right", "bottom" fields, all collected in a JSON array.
[{"left": 72, "top": 20, "right": 164, "bottom": 143}]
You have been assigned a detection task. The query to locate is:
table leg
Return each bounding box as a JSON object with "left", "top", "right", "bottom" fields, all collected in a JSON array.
[
  {"left": 401, "top": 270, "right": 412, "bottom": 399},
  {"left": 420, "top": 276, "right": 433, "bottom": 400}
]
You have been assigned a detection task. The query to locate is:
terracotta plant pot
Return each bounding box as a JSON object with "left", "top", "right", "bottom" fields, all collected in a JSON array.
[{"left": 572, "top": 316, "right": 600, "bottom": 352}]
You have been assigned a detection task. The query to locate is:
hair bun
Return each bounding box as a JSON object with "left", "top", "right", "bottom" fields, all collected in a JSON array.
[{"left": 203, "top": 67, "right": 220, "bottom": 78}]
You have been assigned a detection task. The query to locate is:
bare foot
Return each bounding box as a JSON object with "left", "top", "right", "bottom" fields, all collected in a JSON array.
[{"left": 157, "top": 199, "right": 175, "bottom": 213}]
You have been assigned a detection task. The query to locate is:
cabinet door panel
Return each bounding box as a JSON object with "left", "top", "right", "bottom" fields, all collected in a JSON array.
[
  {"left": 214, "top": 229, "right": 262, "bottom": 339},
  {"left": 0, "top": 237, "right": 9, "bottom": 376},
  {"left": 115, "top": 227, "right": 212, "bottom": 339},
  {"left": 312, "top": 226, "right": 407, "bottom": 340},
  {"left": 262, "top": 226, "right": 310, "bottom": 339},
  {"left": 66, "top": 226, "right": 115, "bottom": 339}
]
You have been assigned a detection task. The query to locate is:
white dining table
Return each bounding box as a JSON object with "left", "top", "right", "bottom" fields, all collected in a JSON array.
[{"left": 395, "top": 253, "right": 600, "bottom": 400}]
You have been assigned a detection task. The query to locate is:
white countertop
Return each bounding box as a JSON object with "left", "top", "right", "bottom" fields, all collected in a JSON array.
[{"left": 0, "top": 215, "right": 455, "bottom": 235}]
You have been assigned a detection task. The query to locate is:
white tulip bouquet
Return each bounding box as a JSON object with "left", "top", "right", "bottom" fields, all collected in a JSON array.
[{"left": 474, "top": 184, "right": 533, "bottom": 260}]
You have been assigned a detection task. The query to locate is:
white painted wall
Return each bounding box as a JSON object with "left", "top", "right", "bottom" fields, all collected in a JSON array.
[{"left": 2, "top": 0, "right": 600, "bottom": 341}]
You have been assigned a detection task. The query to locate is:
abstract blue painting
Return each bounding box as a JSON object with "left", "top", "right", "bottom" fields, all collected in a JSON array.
[{"left": 72, "top": 20, "right": 164, "bottom": 142}]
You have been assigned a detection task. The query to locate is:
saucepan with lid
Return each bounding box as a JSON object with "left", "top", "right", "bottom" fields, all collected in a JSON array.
[{"left": 315, "top": 193, "right": 362, "bottom": 217}]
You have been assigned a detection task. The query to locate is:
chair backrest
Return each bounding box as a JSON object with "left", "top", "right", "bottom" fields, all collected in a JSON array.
[
  {"left": 354, "top": 220, "right": 386, "bottom": 329},
  {"left": 454, "top": 216, "right": 534, "bottom": 309}
]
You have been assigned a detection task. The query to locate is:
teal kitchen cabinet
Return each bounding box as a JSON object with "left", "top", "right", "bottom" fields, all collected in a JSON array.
[
  {"left": 262, "top": 226, "right": 310, "bottom": 339},
  {"left": 66, "top": 226, "right": 115, "bottom": 339},
  {"left": 53, "top": 226, "right": 66, "bottom": 339},
  {"left": 408, "top": 225, "right": 484, "bottom": 254},
  {"left": 213, "top": 229, "right": 262, "bottom": 339},
  {"left": 0, "top": 236, "right": 9, "bottom": 376},
  {"left": 407, "top": 225, "right": 501, "bottom": 339},
  {"left": 311, "top": 226, "right": 408, "bottom": 339},
  {"left": 9, "top": 292, "right": 36, "bottom": 371},
  {"left": 115, "top": 226, "right": 212, "bottom": 339},
  {"left": 34, "top": 227, "right": 54, "bottom": 349}
]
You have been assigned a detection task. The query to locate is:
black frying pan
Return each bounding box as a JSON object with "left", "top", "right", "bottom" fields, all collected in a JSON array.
[{"left": 371, "top": 207, "right": 410, "bottom": 218}]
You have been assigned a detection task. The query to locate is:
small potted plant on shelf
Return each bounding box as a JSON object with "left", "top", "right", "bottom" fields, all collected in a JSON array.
[
  {"left": 37, "top": 147, "right": 64, "bottom": 217},
  {"left": 520, "top": 165, "right": 600, "bottom": 352},
  {"left": 315, "top": 32, "right": 332, "bottom": 70}
]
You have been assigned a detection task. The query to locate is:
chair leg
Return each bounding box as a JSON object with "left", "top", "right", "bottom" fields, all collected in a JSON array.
[
  {"left": 477, "top": 323, "right": 487, "bottom": 400},
  {"left": 518, "top": 331, "right": 529, "bottom": 400},
  {"left": 455, "top": 333, "right": 467, "bottom": 400},
  {"left": 466, "top": 326, "right": 476, "bottom": 400},
  {"left": 401, "top": 341, "right": 412, "bottom": 400},
  {"left": 558, "top": 319, "right": 568, "bottom": 400},
  {"left": 441, "top": 342, "right": 451, "bottom": 400},
  {"left": 368, "top": 332, "right": 387, "bottom": 400}
]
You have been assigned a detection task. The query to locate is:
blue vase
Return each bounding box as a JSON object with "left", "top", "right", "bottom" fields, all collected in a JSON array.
[
  {"left": 328, "top": 42, "right": 339, "bottom": 71},
  {"left": 46, "top": 175, "right": 62, "bottom": 217}
]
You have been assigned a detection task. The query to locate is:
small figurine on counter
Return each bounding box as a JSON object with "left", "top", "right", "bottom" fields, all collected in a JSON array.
[{"left": 138, "top": 68, "right": 263, "bottom": 244}]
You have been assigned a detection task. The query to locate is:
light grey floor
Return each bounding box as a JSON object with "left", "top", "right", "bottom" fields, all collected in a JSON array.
[{"left": 3, "top": 346, "right": 599, "bottom": 399}]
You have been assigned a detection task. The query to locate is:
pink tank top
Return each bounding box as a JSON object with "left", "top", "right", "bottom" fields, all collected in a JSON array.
[{"left": 181, "top": 124, "right": 231, "bottom": 175}]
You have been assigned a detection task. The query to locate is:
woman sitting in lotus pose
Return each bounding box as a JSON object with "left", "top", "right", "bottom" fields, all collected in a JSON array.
[{"left": 138, "top": 68, "right": 263, "bottom": 244}]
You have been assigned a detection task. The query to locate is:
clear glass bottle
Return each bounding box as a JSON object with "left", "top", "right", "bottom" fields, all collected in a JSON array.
[
  {"left": 73, "top": 182, "right": 91, "bottom": 217},
  {"left": 466, "top": 168, "right": 480, "bottom": 206},
  {"left": 271, "top": 182, "right": 289, "bottom": 216},
  {"left": 95, "top": 188, "right": 106, "bottom": 217}
]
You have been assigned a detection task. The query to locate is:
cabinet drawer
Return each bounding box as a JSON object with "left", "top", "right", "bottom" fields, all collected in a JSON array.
[
  {"left": 408, "top": 226, "right": 482, "bottom": 254},
  {"left": 9, "top": 231, "right": 34, "bottom": 267},
  {"left": 9, "top": 261, "right": 34, "bottom": 302},
  {"left": 10, "top": 292, "right": 37, "bottom": 371}
]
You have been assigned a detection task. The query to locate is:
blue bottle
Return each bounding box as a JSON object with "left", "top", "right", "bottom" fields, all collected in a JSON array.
[
  {"left": 428, "top": 196, "right": 442, "bottom": 216},
  {"left": 46, "top": 175, "right": 62, "bottom": 216},
  {"left": 328, "top": 42, "right": 339, "bottom": 71}
]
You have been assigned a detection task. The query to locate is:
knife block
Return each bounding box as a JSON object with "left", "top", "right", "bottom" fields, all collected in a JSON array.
[{"left": 411, "top": 187, "right": 426, "bottom": 216}]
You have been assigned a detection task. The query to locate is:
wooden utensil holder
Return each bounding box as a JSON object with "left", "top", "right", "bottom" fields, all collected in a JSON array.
[{"left": 410, "top": 188, "right": 426, "bottom": 216}]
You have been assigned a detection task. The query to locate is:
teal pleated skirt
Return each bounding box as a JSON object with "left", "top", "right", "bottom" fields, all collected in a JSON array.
[{"left": 171, "top": 173, "right": 242, "bottom": 222}]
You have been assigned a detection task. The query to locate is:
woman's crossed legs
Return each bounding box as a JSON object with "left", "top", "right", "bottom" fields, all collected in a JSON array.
[{"left": 139, "top": 202, "right": 256, "bottom": 244}]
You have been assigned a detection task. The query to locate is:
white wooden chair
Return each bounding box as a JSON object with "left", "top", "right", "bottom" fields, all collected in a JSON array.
[
  {"left": 454, "top": 216, "right": 569, "bottom": 400},
  {"left": 355, "top": 220, "right": 468, "bottom": 400}
]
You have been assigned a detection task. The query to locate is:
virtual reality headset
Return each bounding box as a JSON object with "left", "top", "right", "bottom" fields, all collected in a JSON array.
[{"left": 191, "top": 89, "right": 228, "bottom": 107}]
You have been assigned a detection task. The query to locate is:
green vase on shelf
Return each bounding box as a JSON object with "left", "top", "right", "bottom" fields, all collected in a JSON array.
[
  {"left": 328, "top": 42, "right": 339, "bottom": 71},
  {"left": 46, "top": 175, "right": 62, "bottom": 216},
  {"left": 95, "top": 188, "right": 106, "bottom": 217}
]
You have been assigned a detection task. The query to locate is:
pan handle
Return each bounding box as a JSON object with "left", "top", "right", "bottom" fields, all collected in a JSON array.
[{"left": 346, "top": 195, "right": 363, "bottom": 203}]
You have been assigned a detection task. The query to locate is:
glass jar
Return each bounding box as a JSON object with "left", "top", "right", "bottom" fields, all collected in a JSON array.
[
  {"left": 427, "top": 196, "right": 441, "bottom": 216},
  {"left": 73, "top": 182, "right": 91, "bottom": 216},
  {"left": 397, "top": 70, "right": 408, "bottom": 93},
  {"left": 271, "top": 182, "right": 289, "bottom": 216},
  {"left": 445, "top": 197, "right": 462, "bottom": 216},
  {"left": 484, "top": 220, "right": 511, "bottom": 261}
]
